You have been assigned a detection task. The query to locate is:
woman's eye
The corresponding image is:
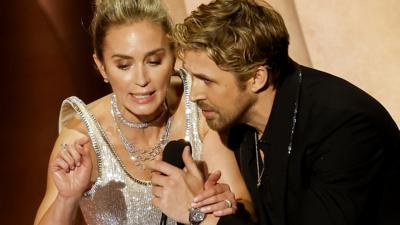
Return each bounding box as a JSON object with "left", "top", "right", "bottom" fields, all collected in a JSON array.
[
  {"left": 148, "top": 61, "right": 161, "bottom": 66},
  {"left": 117, "top": 64, "right": 130, "bottom": 70}
]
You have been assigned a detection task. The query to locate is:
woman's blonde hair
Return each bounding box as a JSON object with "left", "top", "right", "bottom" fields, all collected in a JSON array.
[
  {"left": 91, "top": 0, "right": 173, "bottom": 61},
  {"left": 172, "top": 0, "right": 290, "bottom": 85}
]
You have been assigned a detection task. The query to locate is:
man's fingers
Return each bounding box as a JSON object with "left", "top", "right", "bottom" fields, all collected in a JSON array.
[
  {"left": 213, "top": 207, "right": 238, "bottom": 217},
  {"left": 193, "top": 183, "right": 229, "bottom": 203},
  {"left": 193, "top": 190, "right": 234, "bottom": 208},
  {"left": 204, "top": 170, "right": 221, "bottom": 189},
  {"left": 193, "top": 197, "right": 238, "bottom": 215}
]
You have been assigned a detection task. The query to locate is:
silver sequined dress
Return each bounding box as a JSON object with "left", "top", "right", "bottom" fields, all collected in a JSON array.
[{"left": 58, "top": 69, "right": 202, "bottom": 225}]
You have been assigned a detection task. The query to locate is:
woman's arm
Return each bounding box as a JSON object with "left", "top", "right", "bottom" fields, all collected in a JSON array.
[
  {"left": 201, "top": 129, "right": 256, "bottom": 220},
  {"left": 34, "top": 128, "right": 92, "bottom": 225}
]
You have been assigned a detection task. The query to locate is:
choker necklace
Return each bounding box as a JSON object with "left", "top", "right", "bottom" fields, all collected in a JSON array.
[
  {"left": 110, "top": 97, "right": 172, "bottom": 168},
  {"left": 111, "top": 94, "right": 166, "bottom": 129},
  {"left": 254, "top": 132, "right": 265, "bottom": 188}
]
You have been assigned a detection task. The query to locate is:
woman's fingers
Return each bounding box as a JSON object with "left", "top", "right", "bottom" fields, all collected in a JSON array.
[
  {"left": 69, "top": 143, "right": 82, "bottom": 167},
  {"left": 59, "top": 144, "right": 76, "bottom": 170},
  {"left": 151, "top": 184, "right": 163, "bottom": 198},
  {"left": 59, "top": 143, "right": 84, "bottom": 170},
  {"left": 182, "top": 147, "right": 203, "bottom": 181},
  {"left": 53, "top": 157, "right": 71, "bottom": 173}
]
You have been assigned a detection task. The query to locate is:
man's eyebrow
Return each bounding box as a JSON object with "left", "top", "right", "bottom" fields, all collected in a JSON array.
[{"left": 183, "top": 64, "right": 212, "bottom": 80}]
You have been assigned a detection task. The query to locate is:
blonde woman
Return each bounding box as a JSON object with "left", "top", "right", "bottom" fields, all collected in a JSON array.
[{"left": 34, "top": 0, "right": 252, "bottom": 224}]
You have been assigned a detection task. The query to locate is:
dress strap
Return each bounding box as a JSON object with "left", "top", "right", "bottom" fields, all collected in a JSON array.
[
  {"left": 177, "top": 68, "right": 203, "bottom": 160},
  {"left": 58, "top": 96, "right": 104, "bottom": 176}
]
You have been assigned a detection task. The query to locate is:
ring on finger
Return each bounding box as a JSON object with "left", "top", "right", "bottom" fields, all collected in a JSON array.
[
  {"left": 224, "top": 199, "right": 232, "bottom": 208},
  {"left": 60, "top": 143, "right": 67, "bottom": 151}
]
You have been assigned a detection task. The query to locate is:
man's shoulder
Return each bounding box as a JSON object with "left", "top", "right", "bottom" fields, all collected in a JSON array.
[
  {"left": 297, "top": 66, "right": 398, "bottom": 140},
  {"left": 299, "top": 66, "right": 383, "bottom": 113}
]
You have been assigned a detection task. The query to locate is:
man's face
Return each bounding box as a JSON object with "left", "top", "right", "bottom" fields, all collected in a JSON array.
[{"left": 183, "top": 50, "right": 254, "bottom": 132}]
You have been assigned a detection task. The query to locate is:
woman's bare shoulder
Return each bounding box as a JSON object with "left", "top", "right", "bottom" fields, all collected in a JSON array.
[{"left": 64, "top": 94, "right": 111, "bottom": 134}]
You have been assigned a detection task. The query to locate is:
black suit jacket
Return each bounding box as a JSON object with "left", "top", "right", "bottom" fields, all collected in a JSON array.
[{"left": 218, "top": 64, "right": 400, "bottom": 225}]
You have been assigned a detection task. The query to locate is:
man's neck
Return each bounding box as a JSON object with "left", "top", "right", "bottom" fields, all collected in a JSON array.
[{"left": 243, "top": 86, "right": 276, "bottom": 136}]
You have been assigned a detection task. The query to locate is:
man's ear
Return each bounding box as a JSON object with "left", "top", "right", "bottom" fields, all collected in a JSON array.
[
  {"left": 93, "top": 53, "right": 108, "bottom": 80},
  {"left": 249, "top": 65, "right": 269, "bottom": 93}
]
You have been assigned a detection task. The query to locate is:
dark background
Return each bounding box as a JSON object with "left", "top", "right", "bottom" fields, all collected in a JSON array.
[{"left": 0, "top": 1, "right": 108, "bottom": 224}]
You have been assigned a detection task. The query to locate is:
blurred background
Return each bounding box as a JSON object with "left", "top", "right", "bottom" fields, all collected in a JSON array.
[{"left": 0, "top": 0, "right": 398, "bottom": 224}]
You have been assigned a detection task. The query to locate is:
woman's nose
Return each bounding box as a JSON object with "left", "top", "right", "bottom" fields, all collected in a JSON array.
[{"left": 134, "top": 66, "right": 150, "bottom": 87}]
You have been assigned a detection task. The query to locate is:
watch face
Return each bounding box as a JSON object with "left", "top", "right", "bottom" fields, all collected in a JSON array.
[{"left": 190, "top": 208, "right": 206, "bottom": 223}]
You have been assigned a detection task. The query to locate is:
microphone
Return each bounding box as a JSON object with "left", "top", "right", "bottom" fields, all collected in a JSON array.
[
  {"left": 160, "top": 139, "right": 192, "bottom": 225},
  {"left": 162, "top": 139, "right": 191, "bottom": 169}
]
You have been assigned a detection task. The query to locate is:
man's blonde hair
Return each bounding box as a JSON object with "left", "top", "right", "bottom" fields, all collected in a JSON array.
[{"left": 172, "top": 0, "right": 290, "bottom": 85}]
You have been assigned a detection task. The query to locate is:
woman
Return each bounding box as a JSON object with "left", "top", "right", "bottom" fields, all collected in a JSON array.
[{"left": 34, "top": 0, "right": 252, "bottom": 224}]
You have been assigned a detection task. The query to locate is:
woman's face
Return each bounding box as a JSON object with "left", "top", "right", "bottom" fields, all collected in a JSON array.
[{"left": 95, "top": 20, "right": 174, "bottom": 121}]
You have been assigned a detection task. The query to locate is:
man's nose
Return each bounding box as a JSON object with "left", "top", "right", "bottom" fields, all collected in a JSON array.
[{"left": 190, "top": 78, "right": 205, "bottom": 102}]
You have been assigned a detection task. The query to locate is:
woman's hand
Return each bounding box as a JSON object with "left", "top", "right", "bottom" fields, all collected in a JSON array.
[
  {"left": 146, "top": 147, "right": 205, "bottom": 224},
  {"left": 50, "top": 137, "right": 92, "bottom": 199},
  {"left": 192, "top": 170, "right": 238, "bottom": 217}
]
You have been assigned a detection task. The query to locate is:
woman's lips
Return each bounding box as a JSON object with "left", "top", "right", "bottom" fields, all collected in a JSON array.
[{"left": 130, "top": 91, "right": 155, "bottom": 104}]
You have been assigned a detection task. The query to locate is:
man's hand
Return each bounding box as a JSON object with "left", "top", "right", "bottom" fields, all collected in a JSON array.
[{"left": 192, "top": 171, "right": 238, "bottom": 217}]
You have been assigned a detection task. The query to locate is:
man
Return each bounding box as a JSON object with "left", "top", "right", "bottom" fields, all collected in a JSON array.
[{"left": 147, "top": 0, "right": 400, "bottom": 224}]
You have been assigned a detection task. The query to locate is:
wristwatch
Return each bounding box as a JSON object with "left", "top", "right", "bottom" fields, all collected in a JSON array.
[{"left": 189, "top": 207, "right": 206, "bottom": 225}]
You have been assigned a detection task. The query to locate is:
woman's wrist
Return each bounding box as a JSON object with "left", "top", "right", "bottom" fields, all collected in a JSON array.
[
  {"left": 38, "top": 194, "right": 81, "bottom": 225},
  {"left": 55, "top": 194, "right": 81, "bottom": 208}
]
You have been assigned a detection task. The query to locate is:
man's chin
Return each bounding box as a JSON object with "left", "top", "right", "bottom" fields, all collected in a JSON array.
[{"left": 206, "top": 119, "right": 230, "bottom": 133}]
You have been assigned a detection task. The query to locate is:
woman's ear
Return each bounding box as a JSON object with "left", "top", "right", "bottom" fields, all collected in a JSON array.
[
  {"left": 249, "top": 65, "right": 269, "bottom": 93},
  {"left": 93, "top": 53, "right": 108, "bottom": 82}
]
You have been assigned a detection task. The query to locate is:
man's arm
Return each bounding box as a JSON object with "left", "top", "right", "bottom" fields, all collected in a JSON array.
[{"left": 295, "top": 114, "right": 388, "bottom": 225}]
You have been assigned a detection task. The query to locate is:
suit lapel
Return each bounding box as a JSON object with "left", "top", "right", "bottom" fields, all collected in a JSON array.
[{"left": 263, "top": 67, "right": 301, "bottom": 225}]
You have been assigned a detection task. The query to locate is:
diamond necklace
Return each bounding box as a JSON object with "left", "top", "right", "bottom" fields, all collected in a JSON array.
[
  {"left": 255, "top": 132, "right": 265, "bottom": 188},
  {"left": 111, "top": 94, "right": 166, "bottom": 129},
  {"left": 110, "top": 99, "right": 172, "bottom": 168}
]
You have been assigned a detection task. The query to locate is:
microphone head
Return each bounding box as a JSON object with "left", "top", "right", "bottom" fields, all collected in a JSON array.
[{"left": 162, "top": 139, "right": 191, "bottom": 169}]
